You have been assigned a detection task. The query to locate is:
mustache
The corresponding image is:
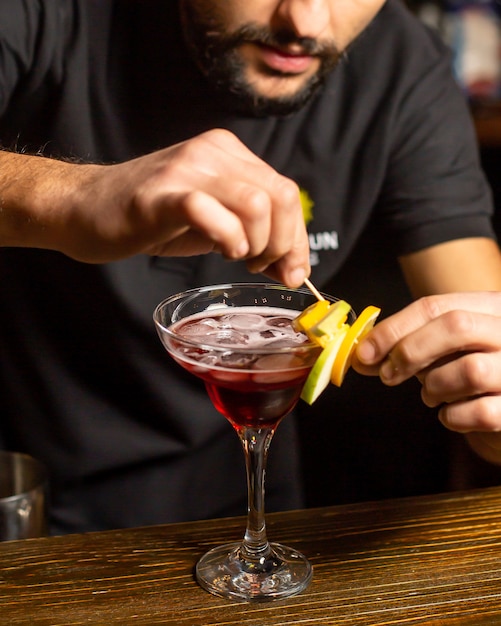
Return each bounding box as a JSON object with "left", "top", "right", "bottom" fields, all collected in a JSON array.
[{"left": 204, "top": 23, "right": 340, "bottom": 60}]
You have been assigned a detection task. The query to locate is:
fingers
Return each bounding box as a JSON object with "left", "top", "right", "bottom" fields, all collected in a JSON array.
[
  {"left": 199, "top": 156, "right": 308, "bottom": 282},
  {"left": 351, "top": 292, "right": 501, "bottom": 440},
  {"left": 464, "top": 431, "right": 501, "bottom": 464},
  {"left": 420, "top": 351, "right": 501, "bottom": 407},
  {"left": 355, "top": 293, "right": 501, "bottom": 373},
  {"left": 144, "top": 130, "right": 310, "bottom": 286},
  {"left": 250, "top": 209, "right": 311, "bottom": 287},
  {"left": 438, "top": 395, "right": 501, "bottom": 434},
  {"left": 173, "top": 189, "right": 251, "bottom": 259},
  {"left": 175, "top": 177, "right": 309, "bottom": 285},
  {"left": 378, "top": 310, "right": 501, "bottom": 386},
  {"left": 244, "top": 176, "right": 300, "bottom": 265}
]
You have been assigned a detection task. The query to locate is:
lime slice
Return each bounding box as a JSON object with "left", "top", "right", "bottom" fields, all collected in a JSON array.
[
  {"left": 310, "top": 300, "right": 351, "bottom": 346},
  {"left": 300, "top": 329, "right": 347, "bottom": 405},
  {"left": 330, "top": 305, "right": 381, "bottom": 387}
]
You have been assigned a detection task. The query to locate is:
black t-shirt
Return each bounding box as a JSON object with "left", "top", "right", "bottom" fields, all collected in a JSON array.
[{"left": 0, "top": 0, "right": 495, "bottom": 533}]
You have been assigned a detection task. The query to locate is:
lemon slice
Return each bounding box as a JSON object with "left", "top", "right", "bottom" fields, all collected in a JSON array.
[
  {"left": 300, "top": 329, "right": 348, "bottom": 405},
  {"left": 330, "top": 305, "right": 381, "bottom": 387},
  {"left": 292, "top": 300, "right": 330, "bottom": 333}
]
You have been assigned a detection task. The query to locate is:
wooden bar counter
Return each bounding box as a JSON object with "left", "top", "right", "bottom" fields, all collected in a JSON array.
[{"left": 2, "top": 486, "right": 501, "bottom": 625}]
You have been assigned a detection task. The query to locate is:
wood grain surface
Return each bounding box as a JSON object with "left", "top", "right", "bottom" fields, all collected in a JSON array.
[{"left": 1, "top": 487, "right": 501, "bottom": 625}]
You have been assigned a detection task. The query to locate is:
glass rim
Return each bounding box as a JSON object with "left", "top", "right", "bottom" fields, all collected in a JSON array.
[{"left": 153, "top": 282, "right": 349, "bottom": 356}]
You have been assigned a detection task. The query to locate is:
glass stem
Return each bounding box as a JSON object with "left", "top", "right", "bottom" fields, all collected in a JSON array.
[{"left": 238, "top": 426, "right": 276, "bottom": 568}]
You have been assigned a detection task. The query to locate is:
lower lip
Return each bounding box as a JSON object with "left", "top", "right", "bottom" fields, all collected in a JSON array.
[{"left": 258, "top": 45, "right": 315, "bottom": 74}]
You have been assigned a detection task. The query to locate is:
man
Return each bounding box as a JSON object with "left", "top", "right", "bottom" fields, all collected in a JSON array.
[{"left": 1, "top": 0, "right": 501, "bottom": 534}]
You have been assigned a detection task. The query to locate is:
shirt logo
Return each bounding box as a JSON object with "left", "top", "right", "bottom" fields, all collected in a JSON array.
[
  {"left": 299, "top": 187, "right": 339, "bottom": 267},
  {"left": 300, "top": 188, "right": 314, "bottom": 225}
]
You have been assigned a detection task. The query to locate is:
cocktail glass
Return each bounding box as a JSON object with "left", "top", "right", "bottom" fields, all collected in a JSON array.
[{"left": 153, "top": 283, "right": 353, "bottom": 602}]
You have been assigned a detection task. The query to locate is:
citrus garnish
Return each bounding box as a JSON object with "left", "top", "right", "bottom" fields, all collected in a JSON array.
[
  {"left": 309, "top": 300, "right": 351, "bottom": 347},
  {"left": 298, "top": 301, "right": 381, "bottom": 404},
  {"left": 330, "top": 305, "right": 381, "bottom": 387},
  {"left": 300, "top": 329, "right": 347, "bottom": 405},
  {"left": 292, "top": 300, "right": 330, "bottom": 334}
]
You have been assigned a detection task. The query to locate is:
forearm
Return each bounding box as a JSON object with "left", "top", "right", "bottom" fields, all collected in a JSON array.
[
  {"left": 0, "top": 149, "right": 91, "bottom": 252},
  {"left": 399, "top": 238, "right": 501, "bottom": 296}
]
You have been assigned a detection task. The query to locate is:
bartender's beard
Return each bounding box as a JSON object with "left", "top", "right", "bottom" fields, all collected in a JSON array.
[{"left": 179, "top": 3, "right": 342, "bottom": 117}]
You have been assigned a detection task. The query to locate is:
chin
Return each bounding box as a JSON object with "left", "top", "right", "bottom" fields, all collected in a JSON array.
[
  {"left": 226, "top": 78, "right": 325, "bottom": 118},
  {"left": 254, "top": 79, "right": 312, "bottom": 102}
]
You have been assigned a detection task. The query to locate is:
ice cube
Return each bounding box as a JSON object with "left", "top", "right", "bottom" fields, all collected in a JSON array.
[
  {"left": 178, "top": 318, "right": 218, "bottom": 337},
  {"left": 251, "top": 354, "right": 306, "bottom": 383},
  {"left": 220, "top": 352, "right": 256, "bottom": 369},
  {"left": 252, "top": 354, "right": 305, "bottom": 371},
  {"left": 197, "top": 354, "right": 220, "bottom": 367},
  {"left": 222, "top": 313, "right": 266, "bottom": 330},
  {"left": 207, "top": 329, "right": 248, "bottom": 346}
]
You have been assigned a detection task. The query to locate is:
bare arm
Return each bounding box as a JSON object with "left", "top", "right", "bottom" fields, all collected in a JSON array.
[
  {"left": 0, "top": 130, "right": 310, "bottom": 287},
  {"left": 398, "top": 237, "right": 501, "bottom": 297}
]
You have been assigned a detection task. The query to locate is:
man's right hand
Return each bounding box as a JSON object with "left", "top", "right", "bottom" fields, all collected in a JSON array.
[{"left": 0, "top": 129, "right": 310, "bottom": 287}]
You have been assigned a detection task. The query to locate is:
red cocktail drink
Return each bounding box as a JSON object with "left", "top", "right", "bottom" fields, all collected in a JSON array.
[{"left": 169, "top": 308, "right": 320, "bottom": 431}]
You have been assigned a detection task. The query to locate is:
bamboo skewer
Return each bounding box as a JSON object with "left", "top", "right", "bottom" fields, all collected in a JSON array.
[{"left": 304, "top": 277, "right": 325, "bottom": 301}]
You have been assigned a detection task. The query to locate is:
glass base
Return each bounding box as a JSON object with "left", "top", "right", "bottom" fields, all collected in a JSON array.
[{"left": 195, "top": 541, "right": 312, "bottom": 602}]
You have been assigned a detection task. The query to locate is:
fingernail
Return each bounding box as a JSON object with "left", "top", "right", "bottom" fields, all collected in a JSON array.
[
  {"left": 235, "top": 240, "right": 249, "bottom": 258},
  {"left": 289, "top": 267, "right": 307, "bottom": 287}
]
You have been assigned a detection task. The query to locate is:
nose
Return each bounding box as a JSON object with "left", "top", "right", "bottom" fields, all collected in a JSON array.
[{"left": 274, "top": 0, "right": 331, "bottom": 39}]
